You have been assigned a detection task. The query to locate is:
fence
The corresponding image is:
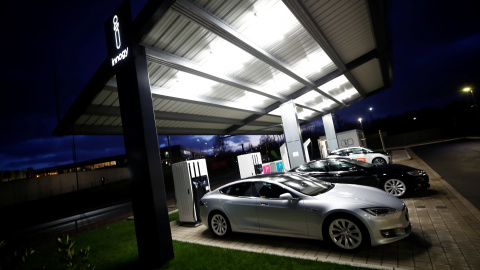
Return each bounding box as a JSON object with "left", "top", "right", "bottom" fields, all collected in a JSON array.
[{"left": 0, "top": 167, "right": 129, "bottom": 207}]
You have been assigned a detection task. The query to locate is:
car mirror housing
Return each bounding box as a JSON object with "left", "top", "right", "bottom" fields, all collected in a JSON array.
[{"left": 279, "top": 193, "right": 298, "bottom": 201}]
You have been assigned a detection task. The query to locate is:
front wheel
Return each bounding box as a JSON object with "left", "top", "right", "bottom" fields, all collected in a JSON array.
[
  {"left": 372, "top": 157, "right": 387, "bottom": 165},
  {"left": 383, "top": 178, "right": 407, "bottom": 197},
  {"left": 324, "top": 215, "right": 368, "bottom": 251},
  {"left": 209, "top": 212, "right": 231, "bottom": 237}
]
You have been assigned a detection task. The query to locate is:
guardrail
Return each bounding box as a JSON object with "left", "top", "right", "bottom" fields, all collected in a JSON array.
[{"left": 12, "top": 202, "right": 133, "bottom": 240}]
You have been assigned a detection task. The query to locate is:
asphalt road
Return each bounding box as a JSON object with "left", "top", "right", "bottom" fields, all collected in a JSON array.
[{"left": 410, "top": 138, "right": 480, "bottom": 209}]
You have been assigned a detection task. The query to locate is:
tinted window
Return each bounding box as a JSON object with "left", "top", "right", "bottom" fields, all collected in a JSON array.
[
  {"left": 255, "top": 182, "right": 289, "bottom": 199},
  {"left": 330, "top": 150, "right": 342, "bottom": 156},
  {"left": 327, "top": 160, "right": 355, "bottom": 171},
  {"left": 308, "top": 161, "right": 326, "bottom": 172},
  {"left": 220, "top": 182, "right": 253, "bottom": 196},
  {"left": 343, "top": 159, "right": 374, "bottom": 168},
  {"left": 296, "top": 165, "right": 312, "bottom": 172},
  {"left": 351, "top": 148, "right": 363, "bottom": 154}
]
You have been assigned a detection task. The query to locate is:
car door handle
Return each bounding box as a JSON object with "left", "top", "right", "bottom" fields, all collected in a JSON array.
[{"left": 261, "top": 203, "right": 269, "bottom": 206}]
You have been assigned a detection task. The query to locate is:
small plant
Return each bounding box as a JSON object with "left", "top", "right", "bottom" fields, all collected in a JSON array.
[
  {"left": 57, "top": 235, "right": 95, "bottom": 269},
  {"left": 0, "top": 240, "right": 35, "bottom": 269}
]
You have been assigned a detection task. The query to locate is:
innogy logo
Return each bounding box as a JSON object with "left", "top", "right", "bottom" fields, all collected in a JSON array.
[
  {"left": 111, "top": 15, "right": 128, "bottom": 67},
  {"left": 113, "top": 15, "right": 121, "bottom": 49}
]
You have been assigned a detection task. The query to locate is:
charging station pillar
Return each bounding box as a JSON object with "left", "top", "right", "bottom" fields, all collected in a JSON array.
[
  {"left": 322, "top": 113, "right": 339, "bottom": 153},
  {"left": 279, "top": 101, "right": 306, "bottom": 169}
]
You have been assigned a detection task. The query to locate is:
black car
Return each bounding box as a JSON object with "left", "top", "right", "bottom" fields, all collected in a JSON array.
[{"left": 288, "top": 158, "right": 430, "bottom": 197}]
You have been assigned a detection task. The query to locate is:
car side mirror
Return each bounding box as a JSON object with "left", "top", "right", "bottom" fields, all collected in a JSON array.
[
  {"left": 362, "top": 150, "right": 368, "bottom": 154},
  {"left": 279, "top": 193, "right": 299, "bottom": 201}
]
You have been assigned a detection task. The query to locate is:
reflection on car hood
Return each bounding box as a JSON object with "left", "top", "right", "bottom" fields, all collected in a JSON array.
[
  {"left": 372, "top": 164, "right": 417, "bottom": 172},
  {"left": 316, "top": 184, "right": 404, "bottom": 209}
]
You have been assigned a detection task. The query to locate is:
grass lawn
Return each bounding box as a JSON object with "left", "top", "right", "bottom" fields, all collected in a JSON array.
[{"left": 4, "top": 212, "right": 369, "bottom": 270}]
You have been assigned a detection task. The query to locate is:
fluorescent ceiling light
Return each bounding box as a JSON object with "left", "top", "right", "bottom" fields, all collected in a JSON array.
[
  {"left": 236, "top": 91, "right": 268, "bottom": 108},
  {"left": 263, "top": 72, "right": 297, "bottom": 93},
  {"left": 170, "top": 71, "right": 216, "bottom": 96},
  {"left": 335, "top": 88, "right": 360, "bottom": 101},
  {"left": 294, "top": 90, "right": 324, "bottom": 107},
  {"left": 201, "top": 39, "right": 252, "bottom": 75},
  {"left": 314, "top": 99, "right": 335, "bottom": 110},
  {"left": 319, "top": 75, "right": 350, "bottom": 93},
  {"left": 295, "top": 50, "right": 332, "bottom": 77},
  {"left": 241, "top": 0, "right": 299, "bottom": 47},
  {"left": 297, "top": 107, "right": 316, "bottom": 119}
]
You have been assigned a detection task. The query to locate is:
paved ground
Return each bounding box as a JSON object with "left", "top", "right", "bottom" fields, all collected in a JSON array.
[
  {"left": 168, "top": 149, "right": 480, "bottom": 270},
  {"left": 410, "top": 139, "right": 480, "bottom": 210}
]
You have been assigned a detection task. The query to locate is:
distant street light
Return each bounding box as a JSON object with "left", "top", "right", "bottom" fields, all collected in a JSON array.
[
  {"left": 369, "top": 107, "right": 373, "bottom": 111},
  {"left": 358, "top": 117, "right": 366, "bottom": 145},
  {"left": 358, "top": 117, "right": 363, "bottom": 130},
  {"left": 462, "top": 87, "right": 480, "bottom": 120}
]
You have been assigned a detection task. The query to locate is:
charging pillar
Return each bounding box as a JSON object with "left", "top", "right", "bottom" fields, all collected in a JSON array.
[
  {"left": 322, "top": 113, "right": 339, "bottom": 153},
  {"left": 279, "top": 101, "right": 306, "bottom": 169}
]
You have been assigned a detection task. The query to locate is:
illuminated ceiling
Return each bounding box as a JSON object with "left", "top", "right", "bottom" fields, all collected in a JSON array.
[{"left": 54, "top": 0, "right": 391, "bottom": 136}]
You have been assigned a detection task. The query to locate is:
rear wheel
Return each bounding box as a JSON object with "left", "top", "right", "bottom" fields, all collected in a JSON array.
[
  {"left": 323, "top": 215, "right": 369, "bottom": 251},
  {"left": 209, "top": 212, "right": 231, "bottom": 237},
  {"left": 372, "top": 157, "right": 387, "bottom": 165},
  {"left": 383, "top": 178, "right": 407, "bottom": 197}
]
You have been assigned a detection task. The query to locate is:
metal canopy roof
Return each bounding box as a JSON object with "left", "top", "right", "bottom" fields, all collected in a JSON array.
[{"left": 54, "top": 0, "right": 391, "bottom": 137}]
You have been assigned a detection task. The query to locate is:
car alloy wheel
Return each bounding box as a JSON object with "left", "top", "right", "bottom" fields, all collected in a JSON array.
[
  {"left": 384, "top": 179, "right": 406, "bottom": 197},
  {"left": 210, "top": 213, "right": 230, "bottom": 237},
  {"left": 372, "top": 157, "right": 386, "bottom": 165},
  {"left": 328, "top": 218, "right": 363, "bottom": 250}
]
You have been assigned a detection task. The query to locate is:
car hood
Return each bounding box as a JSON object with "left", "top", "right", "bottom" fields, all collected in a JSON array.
[
  {"left": 315, "top": 184, "right": 404, "bottom": 209},
  {"left": 371, "top": 164, "right": 417, "bottom": 173}
]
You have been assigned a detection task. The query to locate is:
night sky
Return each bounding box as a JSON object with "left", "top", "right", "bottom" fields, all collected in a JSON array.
[{"left": 1, "top": 0, "right": 479, "bottom": 171}]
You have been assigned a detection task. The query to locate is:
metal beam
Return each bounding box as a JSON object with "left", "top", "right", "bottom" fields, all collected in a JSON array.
[
  {"left": 282, "top": 0, "right": 367, "bottom": 97},
  {"left": 145, "top": 46, "right": 288, "bottom": 102},
  {"left": 172, "top": 0, "right": 344, "bottom": 106},
  {"left": 151, "top": 87, "right": 266, "bottom": 114},
  {"left": 366, "top": 0, "right": 392, "bottom": 88},
  {"left": 222, "top": 49, "right": 378, "bottom": 134}
]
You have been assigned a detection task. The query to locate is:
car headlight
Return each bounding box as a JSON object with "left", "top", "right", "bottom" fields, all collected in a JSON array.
[
  {"left": 362, "top": 207, "right": 397, "bottom": 216},
  {"left": 407, "top": 170, "right": 425, "bottom": 176}
]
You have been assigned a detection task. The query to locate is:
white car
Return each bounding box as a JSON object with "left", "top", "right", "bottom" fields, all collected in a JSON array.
[{"left": 328, "top": 147, "right": 391, "bottom": 165}]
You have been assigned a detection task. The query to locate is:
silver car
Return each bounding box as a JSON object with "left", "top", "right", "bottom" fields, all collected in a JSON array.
[{"left": 199, "top": 173, "right": 411, "bottom": 251}]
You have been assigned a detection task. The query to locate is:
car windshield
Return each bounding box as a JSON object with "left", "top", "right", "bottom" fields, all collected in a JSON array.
[{"left": 278, "top": 174, "right": 333, "bottom": 196}]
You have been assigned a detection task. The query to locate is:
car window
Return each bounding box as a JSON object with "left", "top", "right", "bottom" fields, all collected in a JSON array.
[
  {"left": 342, "top": 159, "right": 374, "bottom": 168},
  {"left": 327, "top": 160, "right": 355, "bottom": 171},
  {"left": 296, "top": 165, "right": 313, "bottom": 172},
  {"left": 255, "top": 182, "right": 289, "bottom": 199},
  {"left": 308, "top": 161, "right": 326, "bottom": 172},
  {"left": 220, "top": 182, "right": 253, "bottom": 197},
  {"left": 296, "top": 161, "right": 326, "bottom": 172},
  {"left": 351, "top": 148, "right": 363, "bottom": 154}
]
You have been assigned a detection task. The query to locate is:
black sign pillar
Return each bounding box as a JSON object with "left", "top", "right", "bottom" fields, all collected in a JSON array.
[{"left": 105, "top": 1, "right": 174, "bottom": 268}]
